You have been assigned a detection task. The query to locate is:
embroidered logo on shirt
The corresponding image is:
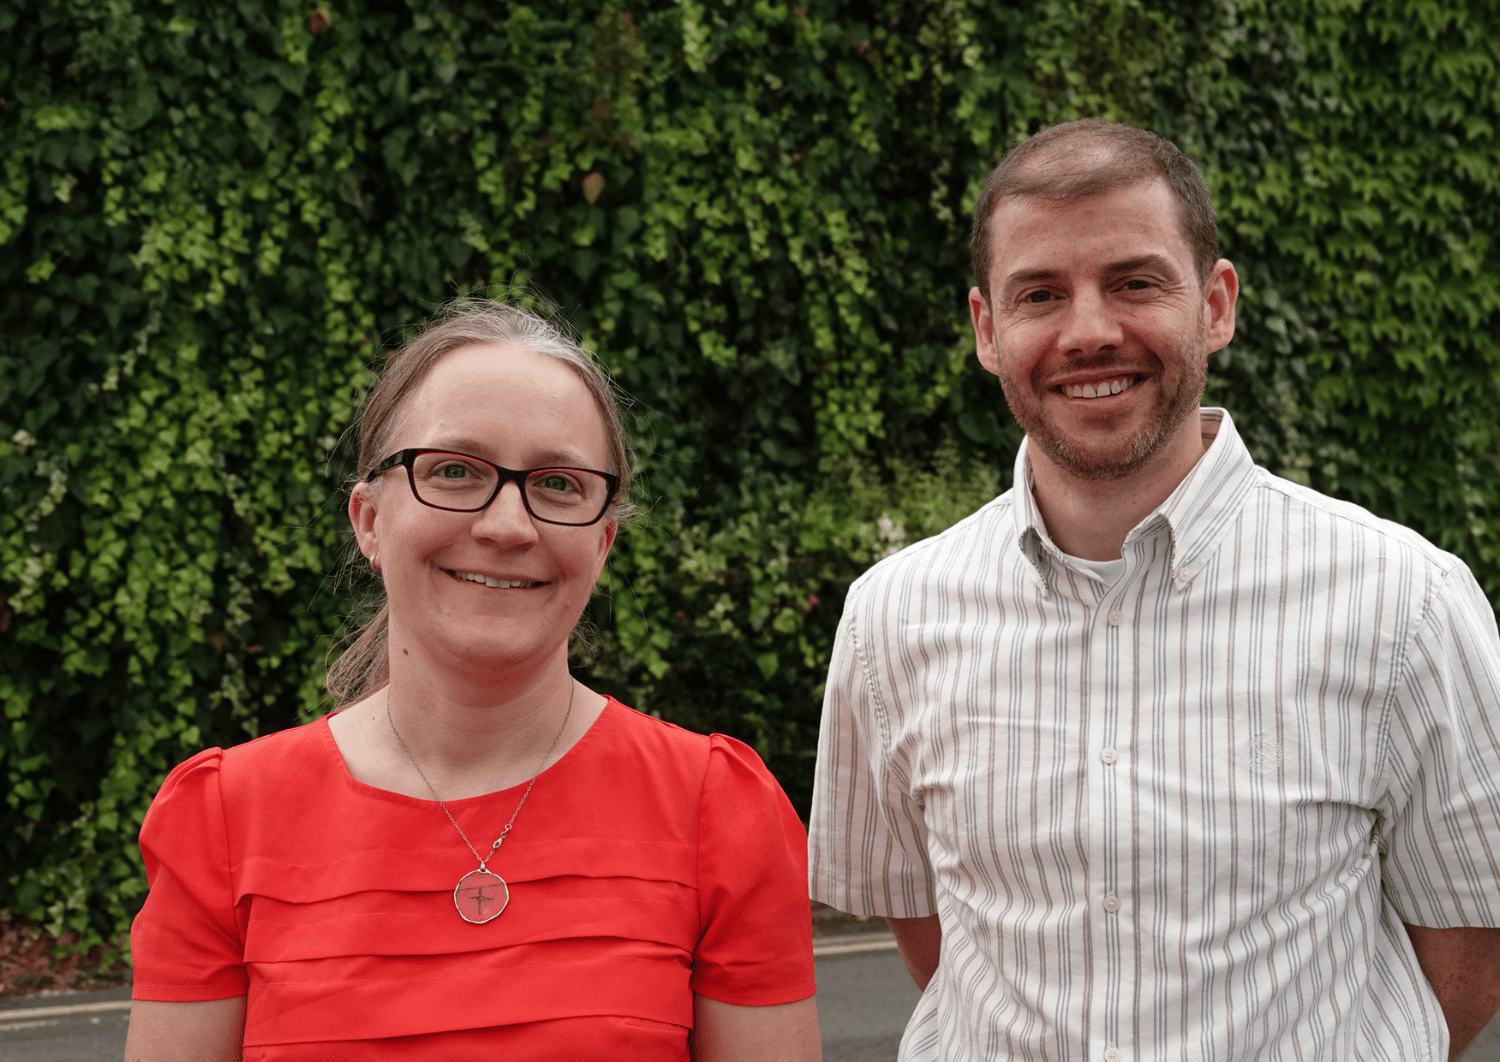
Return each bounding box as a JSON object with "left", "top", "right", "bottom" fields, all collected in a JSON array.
[{"left": 1242, "top": 734, "right": 1285, "bottom": 774}]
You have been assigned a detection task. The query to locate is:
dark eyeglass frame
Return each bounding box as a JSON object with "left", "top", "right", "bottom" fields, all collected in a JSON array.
[{"left": 366, "top": 448, "right": 621, "bottom": 527}]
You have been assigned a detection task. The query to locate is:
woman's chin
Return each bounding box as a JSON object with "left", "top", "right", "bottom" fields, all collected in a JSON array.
[{"left": 430, "top": 632, "right": 568, "bottom": 680}]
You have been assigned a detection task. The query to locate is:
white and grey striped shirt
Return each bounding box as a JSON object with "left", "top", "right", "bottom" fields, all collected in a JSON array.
[{"left": 809, "top": 409, "right": 1500, "bottom": 1061}]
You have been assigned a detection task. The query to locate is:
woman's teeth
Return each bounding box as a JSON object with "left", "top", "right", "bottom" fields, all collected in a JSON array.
[
  {"left": 450, "top": 571, "right": 533, "bottom": 588},
  {"left": 1064, "top": 376, "right": 1137, "bottom": 399}
]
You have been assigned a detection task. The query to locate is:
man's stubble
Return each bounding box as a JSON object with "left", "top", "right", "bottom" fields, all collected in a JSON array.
[{"left": 995, "top": 309, "right": 1208, "bottom": 483}]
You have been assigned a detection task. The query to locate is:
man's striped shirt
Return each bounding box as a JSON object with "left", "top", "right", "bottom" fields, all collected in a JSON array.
[{"left": 809, "top": 408, "right": 1500, "bottom": 1061}]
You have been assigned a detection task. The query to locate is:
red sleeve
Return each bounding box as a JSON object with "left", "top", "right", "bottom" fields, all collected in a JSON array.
[
  {"left": 691, "top": 735, "right": 817, "bottom": 1005},
  {"left": 130, "top": 748, "right": 248, "bottom": 1001}
]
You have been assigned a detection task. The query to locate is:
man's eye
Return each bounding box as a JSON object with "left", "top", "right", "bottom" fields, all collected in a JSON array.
[
  {"left": 1024, "top": 290, "right": 1054, "bottom": 304},
  {"left": 1121, "top": 279, "right": 1151, "bottom": 291}
]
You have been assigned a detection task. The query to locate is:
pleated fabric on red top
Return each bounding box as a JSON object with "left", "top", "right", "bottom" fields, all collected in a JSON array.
[{"left": 131, "top": 699, "right": 816, "bottom": 1060}]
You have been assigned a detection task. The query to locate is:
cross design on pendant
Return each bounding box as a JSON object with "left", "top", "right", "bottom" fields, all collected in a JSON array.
[
  {"left": 466, "top": 885, "right": 496, "bottom": 918},
  {"left": 454, "top": 869, "right": 508, "bottom": 923}
]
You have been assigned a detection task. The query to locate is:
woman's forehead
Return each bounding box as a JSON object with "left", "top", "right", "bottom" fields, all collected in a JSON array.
[{"left": 398, "top": 343, "right": 610, "bottom": 462}]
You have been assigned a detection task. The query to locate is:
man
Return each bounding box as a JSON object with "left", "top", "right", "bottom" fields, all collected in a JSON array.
[{"left": 808, "top": 120, "right": 1500, "bottom": 1060}]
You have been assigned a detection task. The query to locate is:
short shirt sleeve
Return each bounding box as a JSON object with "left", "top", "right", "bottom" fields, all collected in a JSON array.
[
  {"left": 1378, "top": 563, "right": 1500, "bottom": 928},
  {"left": 807, "top": 578, "right": 937, "bottom": 918},
  {"left": 131, "top": 748, "right": 249, "bottom": 1001},
  {"left": 691, "top": 735, "right": 817, "bottom": 1005}
]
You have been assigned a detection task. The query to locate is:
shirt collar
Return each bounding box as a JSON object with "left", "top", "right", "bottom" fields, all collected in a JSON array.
[{"left": 1011, "top": 408, "right": 1259, "bottom": 580}]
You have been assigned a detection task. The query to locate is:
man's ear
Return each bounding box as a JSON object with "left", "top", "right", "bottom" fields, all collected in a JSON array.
[
  {"left": 349, "top": 484, "right": 381, "bottom": 568},
  {"left": 970, "top": 286, "right": 1001, "bottom": 376},
  {"left": 1203, "top": 259, "right": 1238, "bottom": 354}
]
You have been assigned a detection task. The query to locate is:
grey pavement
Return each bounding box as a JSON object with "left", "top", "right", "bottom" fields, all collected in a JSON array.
[
  {"left": 3, "top": 945, "right": 1499, "bottom": 1061},
  {"left": 0, "top": 986, "right": 133, "bottom": 1062},
  {"left": 815, "top": 937, "right": 921, "bottom": 1060}
]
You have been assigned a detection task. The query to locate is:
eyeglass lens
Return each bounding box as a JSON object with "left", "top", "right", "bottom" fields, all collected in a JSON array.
[{"left": 409, "top": 452, "right": 609, "bottom": 523}]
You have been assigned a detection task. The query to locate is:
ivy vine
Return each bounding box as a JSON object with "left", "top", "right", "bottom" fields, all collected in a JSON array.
[{"left": 2, "top": 0, "right": 1495, "bottom": 944}]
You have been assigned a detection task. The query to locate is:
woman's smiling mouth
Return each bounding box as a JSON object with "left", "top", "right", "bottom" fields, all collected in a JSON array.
[{"left": 445, "top": 569, "right": 544, "bottom": 589}]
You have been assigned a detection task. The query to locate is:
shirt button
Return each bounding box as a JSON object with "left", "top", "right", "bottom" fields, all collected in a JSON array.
[
  {"left": 1106, "top": 609, "right": 1123, "bottom": 626},
  {"left": 1104, "top": 1048, "right": 1123, "bottom": 1062},
  {"left": 1102, "top": 893, "right": 1121, "bottom": 913},
  {"left": 1100, "top": 747, "right": 1118, "bottom": 765}
]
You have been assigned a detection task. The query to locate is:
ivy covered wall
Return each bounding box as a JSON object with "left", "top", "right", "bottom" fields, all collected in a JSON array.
[{"left": 2, "top": 0, "right": 1497, "bottom": 942}]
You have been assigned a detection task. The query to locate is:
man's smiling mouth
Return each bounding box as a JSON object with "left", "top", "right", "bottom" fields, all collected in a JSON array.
[
  {"left": 445, "top": 569, "right": 543, "bottom": 589},
  {"left": 1058, "top": 375, "right": 1142, "bottom": 400}
]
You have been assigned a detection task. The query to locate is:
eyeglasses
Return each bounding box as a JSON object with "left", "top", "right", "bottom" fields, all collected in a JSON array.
[{"left": 366, "top": 448, "right": 620, "bottom": 527}]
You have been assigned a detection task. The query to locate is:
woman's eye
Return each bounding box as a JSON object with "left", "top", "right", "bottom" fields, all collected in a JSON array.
[
  {"left": 540, "top": 474, "right": 578, "bottom": 493},
  {"left": 439, "top": 465, "right": 469, "bottom": 479}
]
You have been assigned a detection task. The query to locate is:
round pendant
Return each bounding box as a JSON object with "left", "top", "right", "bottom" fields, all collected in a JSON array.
[{"left": 454, "top": 869, "right": 509, "bottom": 924}]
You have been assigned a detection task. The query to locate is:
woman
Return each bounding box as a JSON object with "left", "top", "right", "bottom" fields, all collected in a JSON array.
[{"left": 125, "top": 299, "right": 820, "bottom": 1061}]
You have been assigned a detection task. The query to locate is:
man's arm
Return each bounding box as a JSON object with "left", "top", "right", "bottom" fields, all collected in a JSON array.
[
  {"left": 1405, "top": 924, "right": 1500, "bottom": 1060},
  {"left": 888, "top": 915, "right": 942, "bottom": 991}
]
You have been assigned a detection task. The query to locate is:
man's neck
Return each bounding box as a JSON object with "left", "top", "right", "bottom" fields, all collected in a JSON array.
[{"left": 1029, "top": 410, "right": 1209, "bottom": 562}]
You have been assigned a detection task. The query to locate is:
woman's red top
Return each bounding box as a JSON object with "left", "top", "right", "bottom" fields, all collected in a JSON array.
[{"left": 130, "top": 698, "right": 816, "bottom": 1060}]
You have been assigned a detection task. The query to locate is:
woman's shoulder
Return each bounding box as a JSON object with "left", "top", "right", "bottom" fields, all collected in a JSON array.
[
  {"left": 596, "top": 698, "right": 780, "bottom": 795},
  {"left": 150, "top": 718, "right": 330, "bottom": 797},
  {"left": 599, "top": 697, "right": 760, "bottom": 764},
  {"left": 600, "top": 696, "right": 708, "bottom": 749},
  {"left": 168, "top": 717, "right": 343, "bottom": 809},
  {"left": 221, "top": 714, "right": 336, "bottom": 767}
]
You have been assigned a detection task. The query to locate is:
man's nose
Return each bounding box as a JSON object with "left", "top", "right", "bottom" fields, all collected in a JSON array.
[{"left": 1056, "top": 289, "right": 1124, "bottom": 357}]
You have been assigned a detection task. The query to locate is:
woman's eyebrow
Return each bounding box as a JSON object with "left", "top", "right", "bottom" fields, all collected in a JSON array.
[
  {"left": 525, "top": 450, "right": 595, "bottom": 469},
  {"left": 424, "top": 438, "right": 593, "bottom": 468}
]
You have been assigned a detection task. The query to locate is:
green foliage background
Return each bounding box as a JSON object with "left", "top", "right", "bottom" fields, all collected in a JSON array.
[{"left": 2, "top": 0, "right": 1497, "bottom": 943}]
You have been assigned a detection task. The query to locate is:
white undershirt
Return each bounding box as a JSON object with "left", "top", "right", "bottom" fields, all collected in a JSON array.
[
  {"left": 1055, "top": 551, "right": 1124, "bottom": 586},
  {"left": 1034, "top": 420, "right": 1224, "bottom": 590}
]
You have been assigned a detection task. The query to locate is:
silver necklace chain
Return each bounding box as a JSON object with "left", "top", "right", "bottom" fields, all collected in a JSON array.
[{"left": 385, "top": 680, "right": 575, "bottom": 872}]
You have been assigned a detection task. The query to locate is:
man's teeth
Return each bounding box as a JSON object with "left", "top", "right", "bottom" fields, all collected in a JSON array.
[
  {"left": 452, "top": 571, "right": 532, "bottom": 588},
  {"left": 1064, "top": 376, "right": 1137, "bottom": 399}
]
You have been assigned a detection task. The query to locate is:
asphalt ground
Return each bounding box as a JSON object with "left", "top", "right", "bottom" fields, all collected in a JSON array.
[
  {"left": 0, "top": 986, "right": 133, "bottom": 1062},
  {"left": 4, "top": 938, "right": 1499, "bottom": 1061}
]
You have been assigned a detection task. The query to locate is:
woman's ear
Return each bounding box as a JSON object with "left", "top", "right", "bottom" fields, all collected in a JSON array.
[
  {"left": 349, "top": 484, "right": 382, "bottom": 568},
  {"left": 594, "top": 518, "right": 619, "bottom": 579}
]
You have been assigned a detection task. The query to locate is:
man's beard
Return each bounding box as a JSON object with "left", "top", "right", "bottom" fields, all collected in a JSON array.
[{"left": 996, "top": 317, "right": 1208, "bottom": 483}]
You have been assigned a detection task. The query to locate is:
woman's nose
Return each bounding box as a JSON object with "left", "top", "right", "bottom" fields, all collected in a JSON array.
[{"left": 470, "top": 481, "right": 539, "bottom": 546}]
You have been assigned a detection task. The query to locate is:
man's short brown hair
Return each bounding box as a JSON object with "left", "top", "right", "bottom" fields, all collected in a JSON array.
[{"left": 970, "top": 120, "right": 1219, "bottom": 300}]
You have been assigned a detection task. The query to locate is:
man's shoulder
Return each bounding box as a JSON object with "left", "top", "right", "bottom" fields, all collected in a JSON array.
[{"left": 1248, "top": 468, "right": 1465, "bottom": 577}]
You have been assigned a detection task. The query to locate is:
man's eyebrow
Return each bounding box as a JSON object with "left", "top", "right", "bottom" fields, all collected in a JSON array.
[
  {"left": 999, "top": 268, "right": 1060, "bottom": 288},
  {"left": 998, "top": 254, "right": 1180, "bottom": 289},
  {"left": 1102, "top": 253, "right": 1178, "bottom": 276}
]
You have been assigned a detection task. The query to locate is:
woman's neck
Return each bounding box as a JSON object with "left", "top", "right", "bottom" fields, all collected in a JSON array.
[{"left": 329, "top": 656, "right": 603, "bottom": 801}]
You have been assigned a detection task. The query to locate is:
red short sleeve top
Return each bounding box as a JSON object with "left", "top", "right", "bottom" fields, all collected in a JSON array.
[{"left": 131, "top": 699, "right": 816, "bottom": 1061}]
